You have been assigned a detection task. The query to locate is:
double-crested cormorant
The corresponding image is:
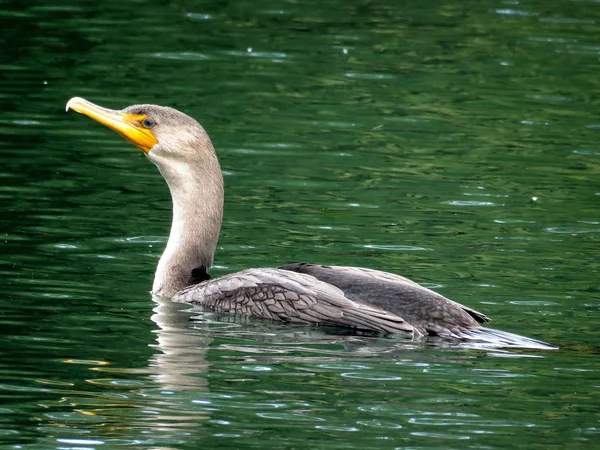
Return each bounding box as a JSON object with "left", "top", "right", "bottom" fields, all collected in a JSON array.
[{"left": 66, "top": 97, "right": 555, "bottom": 349}]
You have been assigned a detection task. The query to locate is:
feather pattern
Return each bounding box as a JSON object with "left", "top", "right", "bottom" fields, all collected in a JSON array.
[
  {"left": 278, "top": 263, "right": 489, "bottom": 336},
  {"left": 174, "top": 268, "right": 420, "bottom": 336}
]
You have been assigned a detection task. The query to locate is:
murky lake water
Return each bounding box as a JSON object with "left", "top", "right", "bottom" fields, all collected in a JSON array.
[{"left": 1, "top": 0, "right": 599, "bottom": 448}]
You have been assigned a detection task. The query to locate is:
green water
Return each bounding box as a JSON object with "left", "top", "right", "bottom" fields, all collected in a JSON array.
[{"left": 1, "top": 0, "right": 599, "bottom": 448}]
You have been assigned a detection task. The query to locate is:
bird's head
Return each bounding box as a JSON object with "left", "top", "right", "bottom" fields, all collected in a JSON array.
[{"left": 66, "top": 97, "right": 214, "bottom": 170}]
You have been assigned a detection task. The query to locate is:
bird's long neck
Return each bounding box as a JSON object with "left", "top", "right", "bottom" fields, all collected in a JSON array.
[{"left": 152, "top": 156, "right": 224, "bottom": 297}]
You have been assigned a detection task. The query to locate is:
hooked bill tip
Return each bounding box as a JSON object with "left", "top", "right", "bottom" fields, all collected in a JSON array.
[{"left": 65, "top": 97, "right": 85, "bottom": 112}]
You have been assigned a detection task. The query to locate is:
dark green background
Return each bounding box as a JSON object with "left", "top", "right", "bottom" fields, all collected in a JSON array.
[{"left": 1, "top": 0, "right": 599, "bottom": 448}]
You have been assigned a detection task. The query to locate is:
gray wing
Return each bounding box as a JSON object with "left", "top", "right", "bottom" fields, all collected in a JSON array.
[
  {"left": 332, "top": 265, "right": 490, "bottom": 324},
  {"left": 173, "top": 268, "right": 420, "bottom": 337},
  {"left": 279, "top": 263, "right": 490, "bottom": 336}
]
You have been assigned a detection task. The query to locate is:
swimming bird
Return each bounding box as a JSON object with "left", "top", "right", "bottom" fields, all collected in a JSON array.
[{"left": 66, "top": 97, "right": 555, "bottom": 349}]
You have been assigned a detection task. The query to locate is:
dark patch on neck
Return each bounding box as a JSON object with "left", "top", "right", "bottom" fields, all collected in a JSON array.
[{"left": 191, "top": 266, "right": 211, "bottom": 284}]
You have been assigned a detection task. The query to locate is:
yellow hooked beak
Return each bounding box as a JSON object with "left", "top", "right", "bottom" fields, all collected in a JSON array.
[{"left": 66, "top": 97, "right": 158, "bottom": 154}]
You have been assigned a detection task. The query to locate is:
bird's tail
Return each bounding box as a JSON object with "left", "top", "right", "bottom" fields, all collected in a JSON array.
[{"left": 455, "top": 327, "right": 557, "bottom": 350}]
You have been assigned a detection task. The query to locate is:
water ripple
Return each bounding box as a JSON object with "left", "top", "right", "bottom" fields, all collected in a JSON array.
[{"left": 150, "top": 52, "right": 210, "bottom": 60}]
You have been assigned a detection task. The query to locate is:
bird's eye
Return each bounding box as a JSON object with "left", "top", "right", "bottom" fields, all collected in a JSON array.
[{"left": 142, "top": 117, "right": 156, "bottom": 128}]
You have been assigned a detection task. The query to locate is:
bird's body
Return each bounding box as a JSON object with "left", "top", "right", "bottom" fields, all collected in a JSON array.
[
  {"left": 66, "top": 97, "right": 555, "bottom": 349},
  {"left": 174, "top": 263, "right": 487, "bottom": 337}
]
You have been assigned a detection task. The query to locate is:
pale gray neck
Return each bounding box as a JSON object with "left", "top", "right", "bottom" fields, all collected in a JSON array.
[{"left": 151, "top": 156, "right": 224, "bottom": 297}]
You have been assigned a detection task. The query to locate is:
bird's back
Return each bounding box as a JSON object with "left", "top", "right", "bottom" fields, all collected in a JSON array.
[{"left": 279, "top": 262, "right": 490, "bottom": 336}]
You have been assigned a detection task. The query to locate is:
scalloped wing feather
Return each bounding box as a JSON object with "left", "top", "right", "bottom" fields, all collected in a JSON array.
[
  {"left": 278, "top": 263, "right": 491, "bottom": 335},
  {"left": 173, "top": 268, "right": 420, "bottom": 336}
]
